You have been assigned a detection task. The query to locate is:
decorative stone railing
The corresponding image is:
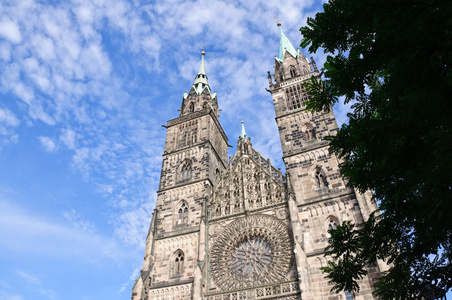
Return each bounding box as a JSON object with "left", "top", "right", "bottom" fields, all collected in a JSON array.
[{"left": 206, "top": 280, "right": 300, "bottom": 300}]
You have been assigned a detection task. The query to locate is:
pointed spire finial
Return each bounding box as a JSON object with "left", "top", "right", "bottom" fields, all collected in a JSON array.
[
  {"left": 194, "top": 48, "right": 208, "bottom": 86},
  {"left": 241, "top": 119, "right": 247, "bottom": 139}
]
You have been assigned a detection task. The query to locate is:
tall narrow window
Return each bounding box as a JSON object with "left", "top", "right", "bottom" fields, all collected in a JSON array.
[
  {"left": 303, "top": 124, "right": 316, "bottom": 140},
  {"left": 173, "top": 250, "right": 184, "bottom": 275},
  {"left": 179, "top": 160, "right": 192, "bottom": 181},
  {"left": 314, "top": 167, "right": 328, "bottom": 188},
  {"left": 189, "top": 102, "right": 194, "bottom": 113},
  {"left": 176, "top": 202, "right": 189, "bottom": 225},
  {"left": 290, "top": 67, "right": 297, "bottom": 77}
]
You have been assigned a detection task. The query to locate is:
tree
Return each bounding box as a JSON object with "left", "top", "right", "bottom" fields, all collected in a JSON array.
[{"left": 300, "top": 0, "right": 452, "bottom": 298}]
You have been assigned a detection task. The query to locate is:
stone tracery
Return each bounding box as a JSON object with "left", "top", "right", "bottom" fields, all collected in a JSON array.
[{"left": 210, "top": 214, "right": 294, "bottom": 291}]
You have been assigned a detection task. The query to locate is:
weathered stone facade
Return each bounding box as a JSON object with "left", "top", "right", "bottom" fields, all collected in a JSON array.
[{"left": 132, "top": 27, "right": 384, "bottom": 300}]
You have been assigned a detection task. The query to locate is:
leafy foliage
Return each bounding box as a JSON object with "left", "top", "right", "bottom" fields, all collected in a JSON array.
[{"left": 300, "top": 0, "right": 452, "bottom": 298}]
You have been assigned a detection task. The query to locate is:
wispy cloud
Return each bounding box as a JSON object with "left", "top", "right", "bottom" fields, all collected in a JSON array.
[
  {"left": 0, "top": 199, "right": 128, "bottom": 261},
  {"left": 16, "top": 271, "right": 41, "bottom": 285},
  {"left": 118, "top": 267, "right": 140, "bottom": 294},
  {"left": 62, "top": 208, "right": 96, "bottom": 234},
  {"left": 38, "top": 136, "right": 57, "bottom": 152},
  {"left": 15, "top": 271, "right": 58, "bottom": 300}
]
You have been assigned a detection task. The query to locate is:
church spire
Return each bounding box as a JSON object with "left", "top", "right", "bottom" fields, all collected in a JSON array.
[
  {"left": 194, "top": 49, "right": 208, "bottom": 86},
  {"left": 277, "top": 22, "right": 298, "bottom": 61},
  {"left": 180, "top": 49, "right": 219, "bottom": 117},
  {"left": 241, "top": 119, "right": 247, "bottom": 139}
]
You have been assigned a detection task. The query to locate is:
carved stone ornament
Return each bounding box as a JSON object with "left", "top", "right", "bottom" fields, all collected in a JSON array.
[{"left": 210, "top": 214, "right": 294, "bottom": 291}]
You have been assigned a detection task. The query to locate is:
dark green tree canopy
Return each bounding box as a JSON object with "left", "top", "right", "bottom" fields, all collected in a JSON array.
[{"left": 300, "top": 0, "right": 452, "bottom": 298}]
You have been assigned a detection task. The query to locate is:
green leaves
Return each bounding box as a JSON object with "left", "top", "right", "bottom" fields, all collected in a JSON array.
[
  {"left": 303, "top": 76, "right": 339, "bottom": 113},
  {"left": 322, "top": 221, "right": 367, "bottom": 294}
]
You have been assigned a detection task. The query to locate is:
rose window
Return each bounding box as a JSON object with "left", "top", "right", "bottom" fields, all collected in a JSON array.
[{"left": 210, "top": 214, "right": 294, "bottom": 291}]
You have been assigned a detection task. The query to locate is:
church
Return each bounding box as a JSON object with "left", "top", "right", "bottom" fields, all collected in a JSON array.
[{"left": 131, "top": 24, "right": 384, "bottom": 300}]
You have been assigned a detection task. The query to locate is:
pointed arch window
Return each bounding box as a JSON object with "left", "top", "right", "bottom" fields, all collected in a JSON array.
[
  {"left": 177, "top": 202, "right": 189, "bottom": 225},
  {"left": 303, "top": 123, "right": 316, "bottom": 140},
  {"left": 179, "top": 159, "right": 192, "bottom": 182},
  {"left": 215, "top": 204, "right": 221, "bottom": 217},
  {"left": 314, "top": 167, "right": 328, "bottom": 188},
  {"left": 188, "top": 102, "right": 194, "bottom": 113},
  {"left": 290, "top": 66, "right": 297, "bottom": 78},
  {"left": 328, "top": 218, "right": 338, "bottom": 230},
  {"left": 172, "top": 250, "right": 184, "bottom": 276},
  {"left": 256, "top": 196, "right": 262, "bottom": 207}
]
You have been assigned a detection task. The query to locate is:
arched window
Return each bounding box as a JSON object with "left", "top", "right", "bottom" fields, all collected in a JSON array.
[
  {"left": 303, "top": 67, "right": 309, "bottom": 74},
  {"left": 256, "top": 196, "right": 262, "bottom": 207},
  {"left": 215, "top": 205, "right": 221, "bottom": 216},
  {"left": 328, "top": 218, "right": 338, "bottom": 230},
  {"left": 290, "top": 67, "right": 297, "bottom": 77},
  {"left": 179, "top": 160, "right": 192, "bottom": 181},
  {"left": 188, "top": 102, "right": 194, "bottom": 113},
  {"left": 279, "top": 73, "right": 284, "bottom": 82},
  {"left": 172, "top": 250, "right": 184, "bottom": 276},
  {"left": 314, "top": 167, "right": 328, "bottom": 188},
  {"left": 202, "top": 102, "right": 208, "bottom": 109},
  {"left": 177, "top": 202, "right": 188, "bottom": 225},
  {"left": 303, "top": 123, "right": 316, "bottom": 140},
  {"left": 266, "top": 194, "right": 272, "bottom": 205}
]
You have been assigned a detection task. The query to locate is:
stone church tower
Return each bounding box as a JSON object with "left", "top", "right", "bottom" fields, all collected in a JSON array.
[{"left": 132, "top": 25, "right": 383, "bottom": 300}]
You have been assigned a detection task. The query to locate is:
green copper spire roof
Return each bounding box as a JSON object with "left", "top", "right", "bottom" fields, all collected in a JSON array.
[
  {"left": 278, "top": 23, "right": 298, "bottom": 61},
  {"left": 194, "top": 50, "right": 208, "bottom": 86},
  {"left": 241, "top": 119, "right": 247, "bottom": 138}
]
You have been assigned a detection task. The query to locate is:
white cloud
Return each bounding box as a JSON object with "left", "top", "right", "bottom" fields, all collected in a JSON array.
[
  {"left": 0, "top": 108, "right": 19, "bottom": 127},
  {"left": 0, "top": 199, "right": 128, "bottom": 261},
  {"left": 59, "top": 128, "right": 77, "bottom": 149},
  {"left": 16, "top": 271, "right": 58, "bottom": 300},
  {"left": 38, "top": 136, "right": 56, "bottom": 152},
  {"left": 62, "top": 209, "right": 95, "bottom": 234},
  {"left": 16, "top": 271, "right": 41, "bottom": 285},
  {"left": 39, "top": 289, "right": 57, "bottom": 300},
  {"left": 114, "top": 200, "right": 154, "bottom": 247},
  {"left": 0, "top": 42, "right": 11, "bottom": 62},
  {"left": 0, "top": 17, "right": 22, "bottom": 44},
  {"left": 118, "top": 267, "right": 140, "bottom": 294}
]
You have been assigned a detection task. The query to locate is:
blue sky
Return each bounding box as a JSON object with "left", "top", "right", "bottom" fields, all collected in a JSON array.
[{"left": 1, "top": 1, "right": 436, "bottom": 300}]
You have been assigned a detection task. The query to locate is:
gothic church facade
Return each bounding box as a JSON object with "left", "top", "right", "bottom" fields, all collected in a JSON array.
[{"left": 132, "top": 25, "right": 383, "bottom": 300}]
